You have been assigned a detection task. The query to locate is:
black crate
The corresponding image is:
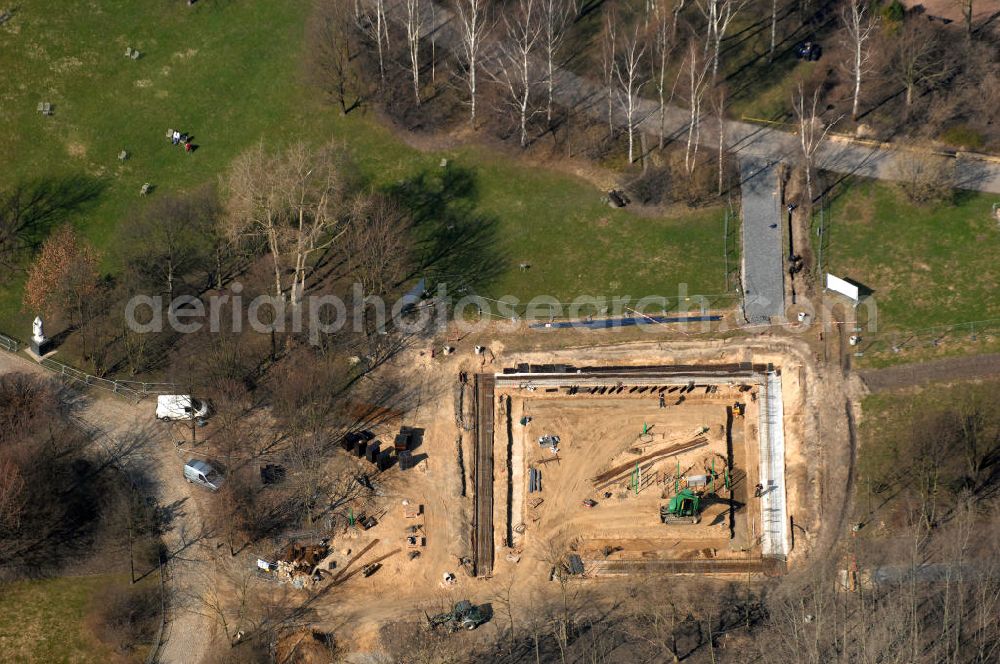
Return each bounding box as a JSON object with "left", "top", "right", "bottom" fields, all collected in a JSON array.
[
  {"left": 377, "top": 450, "right": 394, "bottom": 471},
  {"left": 394, "top": 432, "right": 410, "bottom": 452}
]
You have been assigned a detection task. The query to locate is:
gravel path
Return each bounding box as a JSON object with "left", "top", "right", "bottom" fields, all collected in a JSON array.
[
  {"left": 738, "top": 159, "right": 785, "bottom": 323},
  {"left": 860, "top": 353, "right": 1000, "bottom": 392},
  {"left": 0, "top": 349, "right": 215, "bottom": 664}
]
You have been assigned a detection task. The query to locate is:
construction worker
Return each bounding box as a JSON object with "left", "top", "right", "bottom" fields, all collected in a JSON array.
[
  {"left": 754, "top": 483, "right": 764, "bottom": 497},
  {"left": 659, "top": 393, "right": 666, "bottom": 408}
]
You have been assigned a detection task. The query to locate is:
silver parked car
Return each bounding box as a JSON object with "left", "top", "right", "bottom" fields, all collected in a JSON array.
[{"left": 183, "top": 459, "right": 223, "bottom": 491}]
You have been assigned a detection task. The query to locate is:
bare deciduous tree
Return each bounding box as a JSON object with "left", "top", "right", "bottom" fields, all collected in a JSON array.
[
  {"left": 602, "top": 10, "right": 618, "bottom": 136},
  {"left": 222, "top": 142, "right": 347, "bottom": 304},
  {"left": 770, "top": 0, "right": 779, "bottom": 60},
  {"left": 490, "top": 0, "right": 542, "bottom": 147},
  {"left": 405, "top": 0, "right": 425, "bottom": 103},
  {"left": 891, "top": 148, "right": 956, "bottom": 204},
  {"left": 684, "top": 43, "right": 711, "bottom": 174},
  {"left": 712, "top": 87, "right": 727, "bottom": 194},
  {"left": 956, "top": 0, "right": 974, "bottom": 36},
  {"left": 891, "top": 21, "right": 950, "bottom": 109},
  {"left": 346, "top": 194, "right": 413, "bottom": 298},
  {"left": 119, "top": 185, "right": 217, "bottom": 298},
  {"left": 614, "top": 26, "right": 647, "bottom": 164},
  {"left": 842, "top": 0, "right": 878, "bottom": 121},
  {"left": 792, "top": 83, "right": 838, "bottom": 204},
  {"left": 455, "top": 0, "right": 490, "bottom": 126},
  {"left": 540, "top": 0, "right": 570, "bottom": 126},
  {"left": 359, "top": 0, "right": 391, "bottom": 84},
  {"left": 307, "top": 0, "right": 364, "bottom": 115},
  {"left": 697, "top": 0, "right": 749, "bottom": 81},
  {"left": 650, "top": 0, "right": 678, "bottom": 149}
]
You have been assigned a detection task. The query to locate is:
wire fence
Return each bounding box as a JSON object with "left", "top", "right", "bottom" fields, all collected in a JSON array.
[
  {"left": 38, "top": 357, "right": 147, "bottom": 402},
  {"left": 0, "top": 332, "right": 18, "bottom": 352},
  {"left": 0, "top": 330, "right": 177, "bottom": 403},
  {"left": 859, "top": 318, "right": 1000, "bottom": 356}
]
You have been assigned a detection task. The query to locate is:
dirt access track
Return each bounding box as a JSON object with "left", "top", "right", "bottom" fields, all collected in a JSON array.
[{"left": 313, "top": 335, "right": 824, "bottom": 650}]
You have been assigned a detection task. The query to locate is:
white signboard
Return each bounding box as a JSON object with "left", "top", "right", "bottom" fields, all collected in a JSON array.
[{"left": 825, "top": 274, "right": 859, "bottom": 302}]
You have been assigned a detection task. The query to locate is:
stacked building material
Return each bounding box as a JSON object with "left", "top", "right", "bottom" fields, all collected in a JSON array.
[{"left": 528, "top": 467, "right": 542, "bottom": 493}]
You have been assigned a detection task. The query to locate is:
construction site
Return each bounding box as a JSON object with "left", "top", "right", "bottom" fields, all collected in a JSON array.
[
  {"left": 471, "top": 355, "right": 799, "bottom": 580},
  {"left": 289, "top": 337, "right": 817, "bottom": 651}
]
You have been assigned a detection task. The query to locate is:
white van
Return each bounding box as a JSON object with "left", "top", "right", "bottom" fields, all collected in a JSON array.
[
  {"left": 156, "top": 395, "right": 210, "bottom": 421},
  {"left": 183, "top": 459, "right": 223, "bottom": 491}
]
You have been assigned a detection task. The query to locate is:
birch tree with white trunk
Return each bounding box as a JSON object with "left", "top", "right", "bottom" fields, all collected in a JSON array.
[
  {"left": 684, "top": 43, "right": 711, "bottom": 174},
  {"left": 697, "top": 0, "right": 750, "bottom": 82},
  {"left": 405, "top": 0, "right": 425, "bottom": 103},
  {"left": 540, "top": 0, "right": 570, "bottom": 126},
  {"left": 614, "top": 26, "right": 648, "bottom": 164},
  {"left": 455, "top": 0, "right": 490, "bottom": 126},
  {"left": 359, "top": 0, "right": 390, "bottom": 84},
  {"left": 792, "top": 83, "right": 839, "bottom": 205},
  {"left": 490, "top": 0, "right": 542, "bottom": 147},
  {"left": 651, "top": 0, "right": 678, "bottom": 149},
  {"left": 282, "top": 143, "right": 347, "bottom": 305},
  {"left": 712, "top": 87, "right": 727, "bottom": 194},
  {"left": 602, "top": 11, "right": 618, "bottom": 136},
  {"left": 841, "top": 0, "right": 878, "bottom": 121},
  {"left": 769, "top": 0, "right": 778, "bottom": 59}
]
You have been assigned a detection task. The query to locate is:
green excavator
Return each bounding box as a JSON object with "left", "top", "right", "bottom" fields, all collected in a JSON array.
[
  {"left": 426, "top": 600, "right": 488, "bottom": 632},
  {"left": 661, "top": 489, "right": 702, "bottom": 525}
]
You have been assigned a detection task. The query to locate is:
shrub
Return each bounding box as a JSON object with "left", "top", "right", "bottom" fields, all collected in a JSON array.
[
  {"left": 940, "top": 125, "right": 985, "bottom": 150},
  {"left": 891, "top": 151, "right": 956, "bottom": 205},
  {"left": 880, "top": 0, "right": 905, "bottom": 23}
]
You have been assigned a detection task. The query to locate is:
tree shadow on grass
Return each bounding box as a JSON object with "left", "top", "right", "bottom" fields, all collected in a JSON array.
[
  {"left": 0, "top": 175, "right": 106, "bottom": 263},
  {"left": 386, "top": 163, "right": 507, "bottom": 299}
]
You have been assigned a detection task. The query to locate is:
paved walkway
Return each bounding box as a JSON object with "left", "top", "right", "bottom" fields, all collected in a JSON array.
[
  {"left": 738, "top": 159, "right": 785, "bottom": 323},
  {"left": 405, "top": 0, "right": 1000, "bottom": 193},
  {"left": 0, "top": 349, "right": 215, "bottom": 664}
]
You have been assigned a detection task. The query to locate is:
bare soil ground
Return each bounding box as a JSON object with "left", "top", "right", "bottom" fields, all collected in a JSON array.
[
  {"left": 903, "top": 0, "right": 1000, "bottom": 25},
  {"left": 502, "top": 393, "right": 750, "bottom": 569},
  {"left": 308, "top": 333, "right": 819, "bottom": 656}
]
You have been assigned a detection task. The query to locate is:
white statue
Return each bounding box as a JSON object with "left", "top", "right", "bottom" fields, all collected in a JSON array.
[{"left": 32, "top": 316, "right": 45, "bottom": 343}]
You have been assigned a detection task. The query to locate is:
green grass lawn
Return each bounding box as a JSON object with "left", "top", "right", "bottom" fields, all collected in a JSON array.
[
  {"left": 0, "top": 574, "right": 132, "bottom": 663},
  {"left": 820, "top": 179, "right": 1000, "bottom": 333},
  {"left": 856, "top": 378, "right": 1000, "bottom": 524},
  {"left": 0, "top": 0, "right": 733, "bottom": 340}
]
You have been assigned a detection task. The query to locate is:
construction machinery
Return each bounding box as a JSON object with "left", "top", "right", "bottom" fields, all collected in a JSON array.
[
  {"left": 426, "top": 600, "right": 488, "bottom": 632},
  {"left": 661, "top": 489, "right": 701, "bottom": 525}
]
